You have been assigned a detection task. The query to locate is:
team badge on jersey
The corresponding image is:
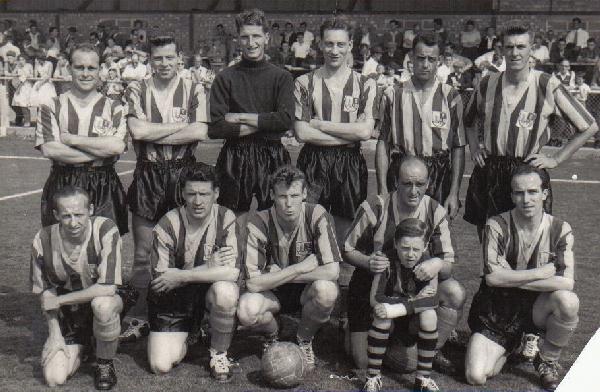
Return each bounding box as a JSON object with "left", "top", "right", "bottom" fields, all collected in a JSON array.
[
  {"left": 431, "top": 111, "right": 449, "bottom": 129},
  {"left": 343, "top": 96, "right": 359, "bottom": 113},
  {"left": 517, "top": 110, "right": 537, "bottom": 130},
  {"left": 172, "top": 107, "right": 189, "bottom": 123},
  {"left": 92, "top": 116, "right": 116, "bottom": 136},
  {"left": 296, "top": 241, "right": 314, "bottom": 259}
]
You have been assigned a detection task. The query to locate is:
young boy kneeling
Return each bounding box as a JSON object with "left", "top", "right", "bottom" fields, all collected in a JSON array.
[{"left": 363, "top": 218, "right": 441, "bottom": 392}]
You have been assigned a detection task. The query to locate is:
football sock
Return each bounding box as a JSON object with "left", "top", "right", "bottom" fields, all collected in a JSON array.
[
  {"left": 210, "top": 308, "right": 236, "bottom": 352},
  {"left": 541, "top": 314, "right": 579, "bottom": 362},
  {"left": 94, "top": 314, "right": 120, "bottom": 359},
  {"left": 297, "top": 299, "right": 332, "bottom": 341},
  {"left": 436, "top": 306, "right": 458, "bottom": 349},
  {"left": 416, "top": 327, "right": 438, "bottom": 378},
  {"left": 367, "top": 318, "right": 391, "bottom": 377}
]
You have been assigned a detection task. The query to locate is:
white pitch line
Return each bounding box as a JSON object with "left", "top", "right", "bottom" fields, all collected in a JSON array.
[
  {"left": 0, "top": 155, "right": 137, "bottom": 163},
  {"left": 0, "top": 169, "right": 135, "bottom": 202},
  {"left": 366, "top": 169, "right": 600, "bottom": 184}
]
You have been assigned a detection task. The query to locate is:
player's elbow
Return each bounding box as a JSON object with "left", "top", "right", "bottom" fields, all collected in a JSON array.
[
  {"left": 127, "top": 118, "right": 149, "bottom": 141},
  {"left": 109, "top": 140, "right": 126, "bottom": 156},
  {"left": 40, "top": 143, "right": 62, "bottom": 159},
  {"left": 356, "top": 125, "right": 374, "bottom": 141},
  {"left": 484, "top": 273, "right": 502, "bottom": 287},
  {"left": 322, "top": 262, "right": 340, "bottom": 281},
  {"left": 294, "top": 122, "right": 310, "bottom": 143},
  {"left": 245, "top": 279, "right": 263, "bottom": 293}
]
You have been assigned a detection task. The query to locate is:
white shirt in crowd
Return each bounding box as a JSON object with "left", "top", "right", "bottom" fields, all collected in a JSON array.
[
  {"left": 531, "top": 45, "right": 550, "bottom": 63},
  {"left": 474, "top": 50, "right": 506, "bottom": 76},
  {"left": 362, "top": 56, "right": 379, "bottom": 76},
  {"left": 121, "top": 62, "right": 148, "bottom": 82},
  {"left": 566, "top": 28, "right": 590, "bottom": 49},
  {"left": 291, "top": 41, "right": 310, "bottom": 59}
]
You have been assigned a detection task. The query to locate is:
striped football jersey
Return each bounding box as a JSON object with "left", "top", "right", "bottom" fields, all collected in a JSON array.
[
  {"left": 30, "top": 216, "right": 122, "bottom": 293},
  {"left": 245, "top": 203, "right": 341, "bottom": 279},
  {"left": 125, "top": 75, "right": 209, "bottom": 162},
  {"left": 464, "top": 70, "right": 595, "bottom": 158},
  {"left": 36, "top": 92, "right": 127, "bottom": 166},
  {"left": 379, "top": 79, "right": 466, "bottom": 156}
]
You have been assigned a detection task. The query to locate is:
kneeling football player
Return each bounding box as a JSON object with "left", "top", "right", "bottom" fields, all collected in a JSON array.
[
  {"left": 363, "top": 218, "right": 441, "bottom": 392},
  {"left": 237, "top": 165, "right": 340, "bottom": 371},
  {"left": 146, "top": 164, "right": 240, "bottom": 382},
  {"left": 465, "top": 165, "right": 579, "bottom": 392},
  {"left": 30, "top": 186, "right": 125, "bottom": 390}
]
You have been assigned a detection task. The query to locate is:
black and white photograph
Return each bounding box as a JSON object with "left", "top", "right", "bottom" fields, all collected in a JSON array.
[{"left": 0, "top": 0, "right": 599, "bottom": 391}]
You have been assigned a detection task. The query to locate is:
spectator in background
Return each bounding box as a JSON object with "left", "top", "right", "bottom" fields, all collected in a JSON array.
[
  {"left": 554, "top": 58, "right": 576, "bottom": 88},
  {"left": 443, "top": 43, "right": 473, "bottom": 72},
  {"left": 531, "top": 34, "right": 550, "bottom": 64},
  {"left": 31, "top": 49, "right": 56, "bottom": 109},
  {"left": 103, "top": 37, "right": 124, "bottom": 60},
  {"left": 528, "top": 55, "right": 539, "bottom": 71},
  {"left": 273, "top": 41, "right": 294, "bottom": 67},
  {"left": 12, "top": 54, "right": 34, "bottom": 127},
  {"left": 460, "top": 20, "right": 481, "bottom": 60},
  {"left": 381, "top": 41, "right": 402, "bottom": 68},
  {"left": 545, "top": 29, "right": 557, "bottom": 52},
  {"left": 479, "top": 26, "right": 497, "bottom": 55},
  {"left": 398, "top": 59, "right": 413, "bottom": 82},
  {"left": 437, "top": 53, "right": 455, "bottom": 83},
  {"left": 46, "top": 27, "right": 61, "bottom": 71},
  {"left": 354, "top": 43, "right": 370, "bottom": 70},
  {"left": 0, "top": 34, "right": 20, "bottom": 60},
  {"left": 550, "top": 38, "right": 571, "bottom": 63},
  {"left": 190, "top": 54, "right": 209, "bottom": 83},
  {"left": 133, "top": 19, "right": 147, "bottom": 43},
  {"left": 207, "top": 39, "right": 226, "bottom": 63},
  {"left": 475, "top": 38, "right": 505, "bottom": 76},
  {"left": 0, "top": 20, "right": 7, "bottom": 45},
  {"left": 565, "top": 17, "right": 589, "bottom": 53},
  {"left": 291, "top": 32, "right": 310, "bottom": 66},
  {"left": 283, "top": 22, "right": 296, "bottom": 45},
  {"left": 177, "top": 56, "right": 192, "bottom": 81},
  {"left": 383, "top": 19, "right": 402, "bottom": 48},
  {"left": 362, "top": 45, "right": 383, "bottom": 76},
  {"left": 125, "top": 29, "right": 148, "bottom": 53},
  {"left": 301, "top": 46, "right": 319, "bottom": 69},
  {"left": 402, "top": 22, "right": 419, "bottom": 55},
  {"left": 24, "top": 21, "right": 42, "bottom": 55},
  {"left": 433, "top": 18, "right": 448, "bottom": 50},
  {"left": 269, "top": 22, "right": 283, "bottom": 51},
  {"left": 447, "top": 60, "right": 473, "bottom": 89},
  {"left": 121, "top": 52, "right": 148, "bottom": 84},
  {"left": 577, "top": 38, "right": 600, "bottom": 63},
  {"left": 52, "top": 53, "right": 71, "bottom": 80},
  {"left": 64, "top": 26, "right": 77, "bottom": 53},
  {"left": 298, "top": 22, "right": 314, "bottom": 46},
  {"left": 2, "top": 50, "right": 24, "bottom": 126},
  {"left": 572, "top": 72, "right": 591, "bottom": 105}
]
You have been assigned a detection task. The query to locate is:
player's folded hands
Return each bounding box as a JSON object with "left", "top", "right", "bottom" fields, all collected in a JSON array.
[
  {"left": 41, "top": 336, "right": 69, "bottom": 367},
  {"left": 209, "top": 246, "right": 236, "bottom": 267},
  {"left": 373, "top": 303, "right": 388, "bottom": 319},
  {"left": 294, "top": 255, "right": 319, "bottom": 274},
  {"left": 537, "top": 262, "right": 557, "bottom": 279},
  {"left": 150, "top": 268, "right": 186, "bottom": 292}
]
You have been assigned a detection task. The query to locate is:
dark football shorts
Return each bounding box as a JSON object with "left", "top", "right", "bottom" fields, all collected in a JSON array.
[
  {"left": 216, "top": 137, "right": 291, "bottom": 212},
  {"left": 127, "top": 157, "right": 197, "bottom": 222},
  {"left": 347, "top": 269, "right": 374, "bottom": 333},
  {"left": 464, "top": 156, "right": 553, "bottom": 227},
  {"left": 468, "top": 279, "right": 540, "bottom": 351},
  {"left": 386, "top": 150, "right": 452, "bottom": 205},
  {"left": 147, "top": 283, "right": 212, "bottom": 333},
  {"left": 297, "top": 143, "right": 368, "bottom": 219},
  {"left": 271, "top": 283, "right": 310, "bottom": 315},
  {"left": 56, "top": 285, "right": 136, "bottom": 346},
  {"left": 41, "top": 164, "right": 128, "bottom": 235}
]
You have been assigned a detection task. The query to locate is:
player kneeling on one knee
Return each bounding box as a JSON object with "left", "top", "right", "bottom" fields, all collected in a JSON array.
[
  {"left": 363, "top": 218, "right": 441, "bottom": 392},
  {"left": 31, "top": 186, "right": 124, "bottom": 391},
  {"left": 237, "top": 165, "right": 341, "bottom": 371},
  {"left": 465, "top": 165, "right": 579, "bottom": 392},
  {"left": 146, "top": 164, "right": 240, "bottom": 382}
]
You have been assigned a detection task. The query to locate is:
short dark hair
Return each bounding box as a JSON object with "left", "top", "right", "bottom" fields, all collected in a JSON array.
[
  {"left": 320, "top": 16, "right": 353, "bottom": 39},
  {"left": 150, "top": 36, "right": 178, "bottom": 54},
  {"left": 270, "top": 165, "right": 306, "bottom": 190},
  {"left": 588, "top": 38, "right": 596, "bottom": 43},
  {"left": 69, "top": 43, "right": 100, "bottom": 63},
  {"left": 49, "top": 26, "right": 58, "bottom": 33},
  {"left": 433, "top": 18, "right": 443, "bottom": 25},
  {"left": 573, "top": 17, "right": 582, "bottom": 24},
  {"left": 134, "top": 19, "right": 143, "bottom": 26},
  {"left": 466, "top": 19, "right": 475, "bottom": 26},
  {"left": 235, "top": 8, "right": 268, "bottom": 33},
  {"left": 272, "top": 22, "right": 279, "bottom": 28},
  {"left": 412, "top": 31, "right": 439, "bottom": 50},
  {"left": 300, "top": 21, "right": 307, "bottom": 27},
  {"left": 394, "top": 218, "right": 427, "bottom": 244},
  {"left": 53, "top": 185, "right": 90, "bottom": 211},
  {"left": 511, "top": 165, "right": 550, "bottom": 191},
  {"left": 503, "top": 23, "right": 532, "bottom": 41},
  {"left": 181, "top": 163, "right": 219, "bottom": 189}
]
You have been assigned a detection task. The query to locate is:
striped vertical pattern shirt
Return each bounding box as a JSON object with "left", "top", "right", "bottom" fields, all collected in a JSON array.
[
  {"left": 379, "top": 79, "right": 466, "bottom": 156},
  {"left": 344, "top": 193, "right": 454, "bottom": 265},
  {"left": 464, "top": 70, "right": 595, "bottom": 158},
  {"left": 294, "top": 67, "right": 378, "bottom": 125},
  {"left": 483, "top": 211, "right": 574, "bottom": 280},
  {"left": 245, "top": 203, "right": 341, "bottom": 279},
  {"left": 30, "top": 217, "right": 122, "bottom": 293},
  {"left": 150, "top": 204, "right": 238, "bottom": 276},
  {"left": 125, "top": 75, "right": 209, "bottom": 162},
  {"left": 36, "top": 92, "right": 127, "bottom": 166}
]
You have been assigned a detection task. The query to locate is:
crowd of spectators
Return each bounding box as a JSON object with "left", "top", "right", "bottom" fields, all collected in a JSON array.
[{"left": 1, "top": 15, "right": 600, "bottom": 128}]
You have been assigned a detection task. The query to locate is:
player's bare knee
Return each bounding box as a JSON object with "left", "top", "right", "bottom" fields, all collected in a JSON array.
[
  {"left": 311, "top": 280, "right": 338, "bottom": 309},
  {"left": 44, "top": 369, "right": 68, "bottom": 387},
  {"left": 44, "top": 354, "right": 69, "bottom": 386},
  {"left": 439, "top": 278, "right": 466, "bottom": 309},
  {"left": 466, "top": 367, "right": 487, "bottom": 386},
  {"left": 150, "top": 355, "right": 175, "bottom": 375},
  {"left": 91, "top": 296, "right": 119, "bottom": 323},
  {"left": 419, "top": 309, "right": 437, "bottom": 330},
  {"left": 237, "top": 294, "right": 263, "bottom": 326},
  {"left": 209, "top": 281, "right": 239, "bottom": 311},
  {"left": 551, "top": 290, "right": 579, "bottom": 320}
]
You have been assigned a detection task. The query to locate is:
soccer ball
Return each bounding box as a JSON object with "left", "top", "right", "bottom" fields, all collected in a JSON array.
[
  {"left": 261, "top": 342, "right": 305, "bottom": 388},
  {"left": 384, "top": 340, "right": 418, "bottom": 373}
]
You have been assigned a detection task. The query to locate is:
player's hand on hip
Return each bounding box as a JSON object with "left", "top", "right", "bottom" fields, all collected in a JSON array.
[
  {"left": 41, "top": 290, "right": 61, "bottom": 311},
  {"left": 444, "top": 194, "right": 460, "bottom": 220},
  {"left": 373, "top": 303, "right": 388, "bottom": 319},
  {"left": 150, "top": 268, "right": 186, "bottom": 293},
  {"left": 294, "top": 255, "right": 319, "bottom": 274},
  {"left": 525, "top": 153, "right": 558, "bottom": 169},
  {"left": 369, "top": 251, "right": 390, "bottom": 273},
  {"left": 414, "top": 258, "right": 443, "bottom": 281},
  {"left": 41, "top": 336, "right": 69, "bottom": 367},
  {"left": 209, "top": 246, "right": 236, "bottom": 267},
  {"left": 537, "top": 263, "right": 557, "bottom": 279},
  {"left": 471, "top": 144, "right": 488, "bottom": 167}
]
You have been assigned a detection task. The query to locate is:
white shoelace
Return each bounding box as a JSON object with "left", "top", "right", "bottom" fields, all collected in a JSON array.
[
  {"left": 419, "top": 377, "right": 440, "bottom": 391},
  {"left": 363, "top": 375, "right": 382, "bottom": 392},
  {"left": 210, "top": 351, "right": 231, "bottom": 373},
  {"left": 522, "top": 334, "right": 540, "bottom": 358},
  {"left": 297, "top": 340, "right": 315, "bottom": 365}
]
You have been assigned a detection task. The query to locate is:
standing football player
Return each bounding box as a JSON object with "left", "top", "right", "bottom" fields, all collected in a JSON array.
[{"left": 123, "top": 36, "right": 210, "bottom": 341}]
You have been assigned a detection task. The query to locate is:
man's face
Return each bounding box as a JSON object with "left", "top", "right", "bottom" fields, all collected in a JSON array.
[
  {"left": 70, "top": 50, "right": 100, "bottom": 93},
  {"left": 151, "top": 43, "right": 178, "bottom": 80},
  {"left": 194, "top": 55, "right": 202, "bottom": 67},
  {"left": 511, "top": 173, "right": 547, "bottom": 219},
  {"left": 298, "top": 34, "right": 304, "bottom": 44},
  {"left": 285, "top": 23, "right": 292, "bottom": 32},
  {"left": 534, "top": 37, "right": 542, "bottom": 47},
  {"left": 396, "top": 236, "right": 425, "bottom": 269},
  {"left": 282, "top": 42, "right": 290, "bottom": 52},
  {"left": 466, "top": 23, "right": 474, "bottom": 32},
  {"left": 271, "top": 180, "right": 306, "bottom": 225},
  {"left": 30, "top": 25, "right": 37, "bottom": 33},
  {"left": 504, "top": 33, "right": 531, "bottom": 72},
  {"left": 528, "top": 56, "right": 537, "bottom": 69},
  {"left": 50, "top": 29, "right": 58, "bottom": 38},
  {"left": 6, "top": 54, "right": 15, "bottom": 64},
  {"left": 184, "top": 181, "right": 218, "bottom": 222},
  {"left": 396, "top": 162, "right": 428, "bottom": 209},
  {"left": 547, "top": 30, "right": 555, "bottom": 39},
  {"left": 487, "top": 27, "right": 495, "bottom": 37},
  {"left": 559, "top": 60, "right": 570, "bottom": 73},
  {"left": 443, "top": 55, "right": 453, "bottom": 67},
  {"left": 588, "top": 41, "right": 595, "bottom": 50},
  {"left": 107, "top": 38, "right": 114, "bottom": 47},
  {"left": 494, "top": 41, "right": 503, "bottom": 55},
  {"left": 238, "top": 25, "right": 268, "bottom": 61},
  {"left": 321, "top": 29, "right": 352, "bottom": 69},
  {"left": 54, "top": 195, "right": 92, "bottom": 238},
  {"left": 558, "top": 40, "right": 566, "bottom": 50},
  {"left": 299, "top": 23, "right": 306, "bottom": 32},
  {"left": 412, "top": 42, "right": 439, "bottom": 83}
]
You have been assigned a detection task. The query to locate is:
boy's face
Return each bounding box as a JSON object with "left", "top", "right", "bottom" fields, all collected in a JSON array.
[
  {"left": 575, "top": 76, "right": 583, "bottom": 85},
  {"left": 396, "top": 236, "right": 425, "bottom": 268}
]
